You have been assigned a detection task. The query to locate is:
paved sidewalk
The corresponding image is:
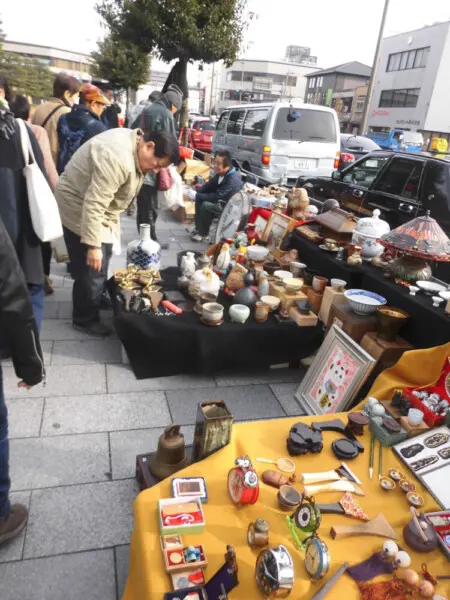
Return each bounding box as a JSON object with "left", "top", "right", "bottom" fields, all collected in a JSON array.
[{"left": 0, "top": 211, "right": 306, "bottom": 600}]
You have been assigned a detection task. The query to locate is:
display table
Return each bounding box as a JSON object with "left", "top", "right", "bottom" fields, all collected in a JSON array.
[
  {"left": 122, "top": 412, "right": 449, "bottom": 600},
  {"left": 110, "top": 268, "right": 324, "bottom": 379}
]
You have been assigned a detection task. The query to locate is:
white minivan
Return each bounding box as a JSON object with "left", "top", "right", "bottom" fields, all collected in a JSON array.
[{"left": 212, "top": 102, "right": 340, "bottom": 186}]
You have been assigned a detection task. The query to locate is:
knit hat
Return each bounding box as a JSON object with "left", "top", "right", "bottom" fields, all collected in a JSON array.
[
  {"left": 80, "top": 84, "right": 110, "bottom": 106},
  {"left": 164, "top": 84, "right": 183, "bottom": 111}
]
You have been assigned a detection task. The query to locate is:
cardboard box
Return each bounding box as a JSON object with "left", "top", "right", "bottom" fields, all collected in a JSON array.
[
  {"left": 318, "top": 286, "right": 347, "bottom": 324},
  {"left": 172, "top": 199, "right": 196, "bottom": 224},
  {"left": 268, "top": 281, "right": 307, "bottom": 310},
  {"left": 289, "top": 307, "right": 318, "bottom": 327},
  {"left": 184, "top": 158, "right": 210, "bottom": 182}
]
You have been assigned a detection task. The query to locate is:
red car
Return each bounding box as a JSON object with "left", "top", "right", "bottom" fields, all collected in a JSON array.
[{"left": 190, "top": 119, "right": 215, "bottom": 153}]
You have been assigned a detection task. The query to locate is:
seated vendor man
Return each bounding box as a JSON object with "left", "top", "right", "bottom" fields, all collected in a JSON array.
[{"left": 186, "top": 151, "right": 243, "bottom": 242}]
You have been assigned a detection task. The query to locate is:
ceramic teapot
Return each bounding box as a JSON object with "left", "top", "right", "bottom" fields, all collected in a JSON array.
[{"left": 351, "top": 209, "right": 390, "bottom": 260}]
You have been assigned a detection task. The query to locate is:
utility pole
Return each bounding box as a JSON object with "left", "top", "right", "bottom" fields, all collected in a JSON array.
[
  {"left": 360, "top": 0, "right": 390, "bottom": 135},
  {"left": 209, "top": 63, "right": 215, "bottom": 115}
]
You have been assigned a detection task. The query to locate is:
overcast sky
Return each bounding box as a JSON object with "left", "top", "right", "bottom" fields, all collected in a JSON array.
[{"left": 2, "top": 0, "right": 450, "bottom": 72}]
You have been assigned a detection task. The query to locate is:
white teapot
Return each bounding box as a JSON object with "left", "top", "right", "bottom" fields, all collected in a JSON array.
[{"left": 351, "top": 209, "right": 390, "bottom": 260}]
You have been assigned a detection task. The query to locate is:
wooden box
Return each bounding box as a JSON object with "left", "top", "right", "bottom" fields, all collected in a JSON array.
[
  {"left": 313, "top": 207, "right": 357, "bottom": 243},
  {"left": 159, "top": 497, "right": 205, "bottom": 536},
  {"left": 162, "top": 542, "right": 208, "bottom": 573},
  {"left": 399, "top": 416, "right": 430, "bottom": 438},
  {"left": 268, "top": 281, "right": 307, "bottom": 310},
  {"left": 327, "top": 303, "right": 377, "bottom": 343},
  {"left": 318, "top": 286, "right": 347, "bottom": 324},
  {"left": 306, "top": 288, "right": 323, "bottom": 314},
  {"left": 360, "top": 332, "right": 413, "bottom": 369},
  {"left": 380, "top": 401, "right": 403, "bottom": 422},
  {"left": 289, "top": 307, "right": 318, "bottom": 327}
]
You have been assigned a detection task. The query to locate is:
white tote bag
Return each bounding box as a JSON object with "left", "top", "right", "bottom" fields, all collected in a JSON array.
[
  {"left": 17, "top": 119, "right": 63, "bottom": 242},
  {"left": 157, "top": 165, "right": 184, "bottom": 211}
]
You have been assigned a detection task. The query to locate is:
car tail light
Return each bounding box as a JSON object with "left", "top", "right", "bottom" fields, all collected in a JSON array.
[
  {"left": 262, "top": 145, "right": 271, "bottom": 166},
  {"left": 193, "top": 131, "right": 201, "bottom": 138},
  {"left": 341, "top": 152, "right": 355, "bottom": 163},
  {"left": 334, "top": 151, "right": 341, "bottom": 169}
]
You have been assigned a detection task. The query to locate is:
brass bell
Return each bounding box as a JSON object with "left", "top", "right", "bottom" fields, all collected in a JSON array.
[{"left": 149, "top": 425, "right": 190, "bottom": 481}]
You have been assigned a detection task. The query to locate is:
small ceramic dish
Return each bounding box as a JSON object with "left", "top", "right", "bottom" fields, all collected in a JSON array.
[
  {"left": 416, "top": 280, "right": 447, "bottom": 296},
  {"left": 284, "top": 278, "right": 304, "bottom": 294},
  {"left": 388, "top": 468, "right": 403, "bottom": 481},
  {"left": 330, "top": 278, "right": 346, "bottom": 292},
  {"left": 406, "top": 491, "right": 424, "bottom": 507},
  {"left": 273, "top": 270, "right": 293, "bottom": 284},
  {"left": 399, "top": 479, "right": 416, "bottom": 493},
  {"left": 261, "top": 295, "right": 280, "bottom": 311},
  {"left": 247, "top": 245, "right": 270, "bottom": 262},
  {"left": 380, "top": 477, "right": 396, "bottom": 491}
]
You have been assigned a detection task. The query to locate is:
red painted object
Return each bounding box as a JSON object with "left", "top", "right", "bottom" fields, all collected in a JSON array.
[
  {"left": 190, "top": 119, "right": 215, "bottom": 153},
  {"left": 227, "top": 457, "right": 260, "bottom": 506},
  {"left": 162, "top": 300, "right": 183, "bottom": 314}
]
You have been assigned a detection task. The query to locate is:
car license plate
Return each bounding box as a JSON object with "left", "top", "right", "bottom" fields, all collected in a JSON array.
[{"left": 295, "top": 160, "right": 311, "bottom": 169}]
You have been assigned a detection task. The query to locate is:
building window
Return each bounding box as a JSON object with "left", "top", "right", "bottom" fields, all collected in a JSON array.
[
  {"left": 355, "top": 96, "right": 365, "bottom": 112},
  {"left": 379, "top": 88, "right": 420, "bottom": 108},
  {"left": 252, "top": 77, "right": 272, "bottom": 91},
  {"left": 317, "top": 76, "right": 323, "bottom": 87},
  {"left": 309, "top": 77, "right": 316, "bottom": 88},
  {"left": 387, "top": 47, "right": 430, "bottom": 72}
]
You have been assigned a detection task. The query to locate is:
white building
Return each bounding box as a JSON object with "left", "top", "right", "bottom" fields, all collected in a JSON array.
[{"left": 367, "top": 21, "right": 450, "bottom": 142}]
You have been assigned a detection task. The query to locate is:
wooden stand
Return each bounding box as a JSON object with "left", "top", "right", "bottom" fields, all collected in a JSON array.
[
  {"left": 268, "top": 281, "right": 307, "bottom": 311},
  {"left": 318, "top": 287, "right": 347, "bottom": 324},
  {"left": 289, "top": 307, "right": 319, "bottom": 327},
  {"left": 307, "top": 289, "right": 324, "bottom": 314},
  {"left": 399, "top": 417, "right": 430, "bottom": 438},
  {"left": 380, "top": 401, "right": 403, "bottom": 421},
  {"left": 326, "top": 303, "right": 376, "bottom": 343},
  {"left": 360, "top": 331, "right": 413, "bottom": 369}
]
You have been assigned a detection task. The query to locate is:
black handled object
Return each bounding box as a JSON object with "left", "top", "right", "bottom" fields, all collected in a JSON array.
[
  {"left": 314, "top": 502, "right": 345, "bottom": 516},
  {"left": 312, "top": 419, "right": 364, "bottom": 453},
  {"left": 310, "top": 563, "right": 349, "bottom": 600}
]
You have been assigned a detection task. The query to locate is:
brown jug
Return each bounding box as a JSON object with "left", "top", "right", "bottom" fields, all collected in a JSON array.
[{"left": 148, "top": 425, "right": 190, "bottom": 481}]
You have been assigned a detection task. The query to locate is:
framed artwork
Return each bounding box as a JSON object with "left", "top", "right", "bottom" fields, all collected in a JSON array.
[
  {"left": 295, "top": 325, "right": 376, "bottom": 415},
  {"left": 262, "top": 211, "right": 296, "bottom": 257},
  {"left": 254, "top": 215, "right": 268, "bottom": 238}
]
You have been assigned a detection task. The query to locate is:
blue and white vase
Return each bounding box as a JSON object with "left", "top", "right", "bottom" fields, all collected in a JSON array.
[{"left": 127, "top": 224, "right": 161, "bottom": 270}]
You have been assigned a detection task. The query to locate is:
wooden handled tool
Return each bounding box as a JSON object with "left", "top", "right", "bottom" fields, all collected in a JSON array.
[
  {"left": 301, "top": 463, "right": 361, "bottom": 485},
  {"left": 330, "top": 513, "right": 397, "bottom": 540},
  {"left": 305, "top": 480, "right": 365, "bottom": 497},
  {"left": 310, "top": 563, "right": 349, "bottom": 600},
  {"left": 315, "top": 493, "right": 370, "bottom": 521}
]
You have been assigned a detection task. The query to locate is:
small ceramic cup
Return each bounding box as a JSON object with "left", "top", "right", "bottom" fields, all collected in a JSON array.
[
  {"left": 409, "top": 286, "right": 419, "bottom": 296},
  {"left": 229, "top": 304, "right": 250, "bottom": 324},
  {"left": 312, "top": 275, "right": 328, "bottom": 293},
  {"left": 202, "top": 302, "right": 224, "bottom": 324},
  {"left": 432, "top": 296, "right": 444, "bottom": 308},
  {"left": 290, "top": 261, "right": 306, "bottom": 277},
  {"left": 407, "top": 408, "right": 424, "bottom": 427},
  {"left": 324, "top": 238, "right": 337, "bottom": 251},
  {"left": 330, "top": 278, "right": 346, "bottom": 292},
  {"left": 254, "top": 301, "right": 270, "bottom": 323}
]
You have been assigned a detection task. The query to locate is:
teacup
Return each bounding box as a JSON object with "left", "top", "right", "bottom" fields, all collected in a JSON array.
[
  {"left": 202, "top": 302, "right": 224, "bottom": 324},
  {"left": 312, "top": 276, "right": 328, "bottom": 293},
  {"left": 325, "top": 238, "right": 338, "bottom": 251},
  {"left": 254, "top": 301, "right": 270, "bottom": 323},
  {"left": 290, "top": 261, "right": 306, "bottom": 278},
  {"left": 407, "top": 408, "right": 424, "bottom": 427},
  {"left": 330, "top": 278, "right": 346, "bottom": 292}
]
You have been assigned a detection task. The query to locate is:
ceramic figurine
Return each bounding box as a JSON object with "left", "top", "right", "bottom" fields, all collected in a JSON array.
[
  {"left": 258, "top": 271, "right": 270, "bottom": 297},
  {"left": 197, "top": 254, "right": 211, "bottom": 270},
  {"left": 347, "top": 246, "right": 363, "bottom": 265},
  {"left": 226, "top": 264, "right": 247, "bottom": 292},
  {"left": 188, "top": 267, "right": 220, "bottom": 299},
  {"left": 233, "top": 272, "right": 257, "bottom": 307},
  {"left": 180, "top": 252, "right": 197, "bottom": 278},
  {"left": 246, "top": 223, "right": 259, "bottom": 244},
  {"left": 127, "top": 224, "right": 161, "bottom": 270},
  {"left": 304, "top": 204, "right": 319, "bottom": 219},
  {"left": 216, "top": 243, "right": 231, "bottom": 270},
  {"left": 234, "top": 232, "right": 248, "bottom": 248}
]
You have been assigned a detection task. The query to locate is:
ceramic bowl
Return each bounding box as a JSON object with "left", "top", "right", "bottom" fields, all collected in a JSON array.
[
  {"left": 344, "top": 289, "right": 387, "bottom": 315},
  {"left": 380, "top": 477, "right": 396, "bottom": 491},
  {"left": 330, "top": 278, "right": 346, "bottom": 292},
  {"left": 261, "top": 295, "right": 281, "bottom": 311},
  {"left": 406, "top": 491, "right": 424, "bottom": 507},
  {"left": 202, "top": 302, "right": 224, "bottom": 323},
  {"left": 277, "top": 485, "right": 302, "bottom": 511},
  {"left": 416, "top": 280, "right": 447, "bottom": 296},
  {"left": 284, "top": 278, "right": 304, "bottom": 294},
  {"left": 247, "top": 245, "right": 270, "bottom": 262},
  {"left": 274, "top": 270, "right": 293, "bottom": 284},
  {"left": 263, "top": 261, "right": 280, "bottom": 276},
  {"left": 399, "top": 479, "right": 416, "bottom": 493},
  {"left": 229, "top": 304, "right": 250, "bottom": 324},
  {"left": 290, "top": 261, "right": 306, "bottom": 277},
  {"left": 388, "top": 468, "right": 403, "bottom": 481}
]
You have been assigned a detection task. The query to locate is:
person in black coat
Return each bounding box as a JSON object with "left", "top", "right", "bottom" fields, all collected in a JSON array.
[{"left": 0, "top": 215, "right": 44, "bottom": 545}]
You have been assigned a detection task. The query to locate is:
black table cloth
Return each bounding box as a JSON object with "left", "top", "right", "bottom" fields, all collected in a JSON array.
[{"left": 110, "top": 268, "right": 324, "bottom": 379}]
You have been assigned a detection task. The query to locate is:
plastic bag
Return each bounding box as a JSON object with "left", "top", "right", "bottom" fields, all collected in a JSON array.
[{"left": 157, "top": 165, "right": 184, "bottom": 211}]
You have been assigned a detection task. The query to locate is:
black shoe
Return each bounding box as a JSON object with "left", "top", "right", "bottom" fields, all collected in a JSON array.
[
  {"left": 99, "top": 295, "right": 112, "bottom": 310},
  {"left": 160, "top": 242, "right": 169, "bottom": 250},
  {"left": 73, "top": 321, "right": 112, "bottom": 337}
]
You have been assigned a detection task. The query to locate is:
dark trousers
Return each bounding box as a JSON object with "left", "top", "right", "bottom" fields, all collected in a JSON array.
[
  {"left": 0, "top": 367, "right": 10, "bottom": 519},
  {"left": 136, "top": 185, "right": 158, "bottom": 240},
  {"left": 28, "top": 284, "right": 44, "bottom": 332},
  {"left": 40, "top": 242, "right": 52, "bottom": 277},
  {"left": 63, "top": 227, "right": 112, "bottom": 326},
  {"left": 195, "top": 199, "right": 222, "bottom": 237}
]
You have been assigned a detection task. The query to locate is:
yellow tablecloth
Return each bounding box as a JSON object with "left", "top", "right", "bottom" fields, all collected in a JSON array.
[{"left": 123, "top": 412, "right": 450, "bottom": 600}]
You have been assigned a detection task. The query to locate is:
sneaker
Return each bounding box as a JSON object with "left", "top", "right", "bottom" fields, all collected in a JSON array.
[
  {"left": 191, "top": 233, "right": 205, "bottom": 242},
  {"left": 73, "top": 321, "right": 112, "bottom": 337},
  {"left": 44, "top": 277, "right": 54, "bottom": 296},
  {"left": 0, "top": 504, "right": 28, "bottom": 545}
]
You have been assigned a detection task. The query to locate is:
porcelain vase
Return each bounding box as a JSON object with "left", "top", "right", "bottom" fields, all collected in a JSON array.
[
  {"left": 127, "top": 224, "right": 161, "bottom": 270},
  {"left": 181, "top": 252, "right": 197, "bottom": 278}
]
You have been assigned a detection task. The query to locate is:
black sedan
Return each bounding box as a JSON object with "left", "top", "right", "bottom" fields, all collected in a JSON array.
[{"left": 339, "top": 134, "right": 381, "bottom": 169}]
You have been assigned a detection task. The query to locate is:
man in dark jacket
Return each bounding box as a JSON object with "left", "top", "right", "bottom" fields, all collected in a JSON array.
[
  {"left": 131, "top": 84, "right": 183, "bottom": 241},
  {"left": 57, "top": 83, "right": 108, "bottom": 174},
  {"left": 186, "top": 150, "right": 243, "bottom": 241},
  {"left": 101, "top": 85, "right": 121, "bottom": 129},
  {"left": 0, "top": 216, "right": 45, "bottom": 545}
]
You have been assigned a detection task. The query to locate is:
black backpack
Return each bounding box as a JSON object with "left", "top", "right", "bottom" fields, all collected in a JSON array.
[{"left": 57, "top": 114, "right": 86, "bottom": 174}]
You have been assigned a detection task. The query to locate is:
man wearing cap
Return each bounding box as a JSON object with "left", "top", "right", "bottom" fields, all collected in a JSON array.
[
  {"left": 57, "top": 83, "right": 109, "bottom": 173},
  {"left": 132, "top": 84, "right": 183, "bottom": 241}
]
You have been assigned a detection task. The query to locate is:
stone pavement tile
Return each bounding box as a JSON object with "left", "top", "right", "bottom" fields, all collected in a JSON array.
[
  {"left": 41, "top": 391, "right": 170, "bottom": 436},
  {"left": 10, "top": 433, "right": 110, "bottom": 491},
  {"left": 43, "top": 301, "right": 59, "bottom": 319},
  {"left": 110, "top": 426, "right": 194, "bottom": 480},
  {"left": 62, "top": 275, "right": 74, "bottom": 287},
  {"left": 2, "top": 340, "right": 53, "bottom": 367},
  {"left": 8, "top": 397, "right": 44, "bottom": 439},
  {"left": 269, "top": 383, "right": 306, "bottom": 416},
  {"left": 24, "top": 479, "right": 136, "bottom": 558},
  {"left": 57, "top": 302, "right": 72, "bottom": 319},
  {"left": 2, "top": 364, "right": 106, "bottom": 399},
  {"left": 167, "top": 384, "right": 285, "bottom": 425},
  {"left": 48, "top": 273, "right": 66, "bottom": 288},
  {"left": 107, "top": 364, "right": 216, "bottom": 393},
  {"left": 115, "top": 545, "right": 130, "bottom": 599},
  {"left": 0, "top": 491, "right": 31, "bottom": 563},
  {"left": 44, "top": 287, "right": 73, "bottom": 303},
  {"left": 0, "top": 549, "right": 116, "bottom": 600},
  {"left": 215, "top": 367, "right": 304, "bottom": 387},
  {"left": 39, "top": 319, "right": 93, "bottom": 341},
  {"left": 51, "top": 339, "right": 122, "bottom": 365},
  {"left": 160, "top": 250, "right": 179, "bottom": 267}
]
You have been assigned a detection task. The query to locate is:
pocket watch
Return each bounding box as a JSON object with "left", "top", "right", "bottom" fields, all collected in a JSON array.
[
  {"left": 227, "top": 456, "right": 259, "bottom": 506},
  {"left": 286, "top": 495, "right": 321, "bottom": 550},
  {"left": 255, "top": 545, "right": 294, "bottom": 598},
  {"left": 304, "top": 536, "right": 331, "bottom": 581}
]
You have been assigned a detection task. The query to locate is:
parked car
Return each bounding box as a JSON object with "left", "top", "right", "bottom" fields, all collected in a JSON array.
[
  {"left": 366, "top": 128, "right": 424, "bottom": 153},
  {"left": 296, "top": 150, "right": 450, "bottom": 234},
  {"left": 339, "top": 134, "right": 381, "bottom": 169},
  {"left": 212, "top": 102, "right": 340, "bottom": 186},
  {"left": 190, "top": 118, "right": 215, "bottom": 153}
]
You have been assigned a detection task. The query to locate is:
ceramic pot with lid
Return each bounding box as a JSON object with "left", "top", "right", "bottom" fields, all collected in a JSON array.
[
  {"left": 351, "top": 209, "right": 390, "bottom": 260},
  {"left": 188, "top": 267, "right": 220, "bottom": 299}
]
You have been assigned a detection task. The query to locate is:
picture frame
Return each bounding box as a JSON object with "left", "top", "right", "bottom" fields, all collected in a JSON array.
[
  {"left": 254, "top": 215, "right": 268, "bottom": 238},
  {"left": 262, "top": 211, "right": 296, "bottom": 258},
  {"left": 295, "top": 325, "right": 376, "bottom": 415}
]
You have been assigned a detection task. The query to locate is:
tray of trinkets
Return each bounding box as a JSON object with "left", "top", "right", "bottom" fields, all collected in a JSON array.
[{"left": 403, "top": 357, "right": 450, "bottom": 427}]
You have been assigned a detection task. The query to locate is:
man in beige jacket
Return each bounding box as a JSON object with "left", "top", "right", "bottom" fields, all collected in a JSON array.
[
  {"left": 55, "top": 128, "right": 179, "bottom": 336},
  {"left": 32, "top": 73, "right": 80, "bottom": 165}
]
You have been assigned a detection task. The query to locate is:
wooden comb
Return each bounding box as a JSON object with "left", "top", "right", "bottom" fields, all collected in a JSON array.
[{"left": 330, "top": 513, "right": 398, "bottom": 540}]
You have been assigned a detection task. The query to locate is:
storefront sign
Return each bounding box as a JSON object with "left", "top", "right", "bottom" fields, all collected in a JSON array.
[
  {"left": 396, "top": 119, "right": 420, "bottom": 127},
  {"left": 371, "top": 109, "right": 390, "bottom": 117}
]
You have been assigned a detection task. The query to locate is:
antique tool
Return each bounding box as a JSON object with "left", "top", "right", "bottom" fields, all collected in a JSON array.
[
  {"left": 315, "top": 492, "right": 370, "bottom": 521},
  {"left": 378, "top": 440, "right": 383, "bottom": 480},
  {"left": 278, "top": 486, "right": 302, "bottom": 511},
  {"left": 305, "top": 479, "right": 365, "bottom": 497},
  {"left": 255, "top": 545, "right": 294, "bottom": 598},
  {"left": 227, "top": 456, "right": 259, "bottom": 506},
  {"left": 248, "top": 519, "right": 270, "bottom": 549},
  {"left": 330, "top": 513, "right": 398, "bottom": 540},
  {"left": 256, "top": 457, "right": 295, "bottom": 473},
  {"left": 301, "top": 463, "right": 361, "bottom": 485},
  {"left": 403, "top": 507, "right": 438, "bottom": 552},
  {"left": 310, "top": 563, "right": 349, "bottom": 600},
  {"left": 304, "top": 537, "right": 331, "bottom": 581},
  {"left": 148, "top": 291, "right": 163, "bottom": 313},
  {"left": 369, "top": 432, "right": 375, "bottom": 480}
]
